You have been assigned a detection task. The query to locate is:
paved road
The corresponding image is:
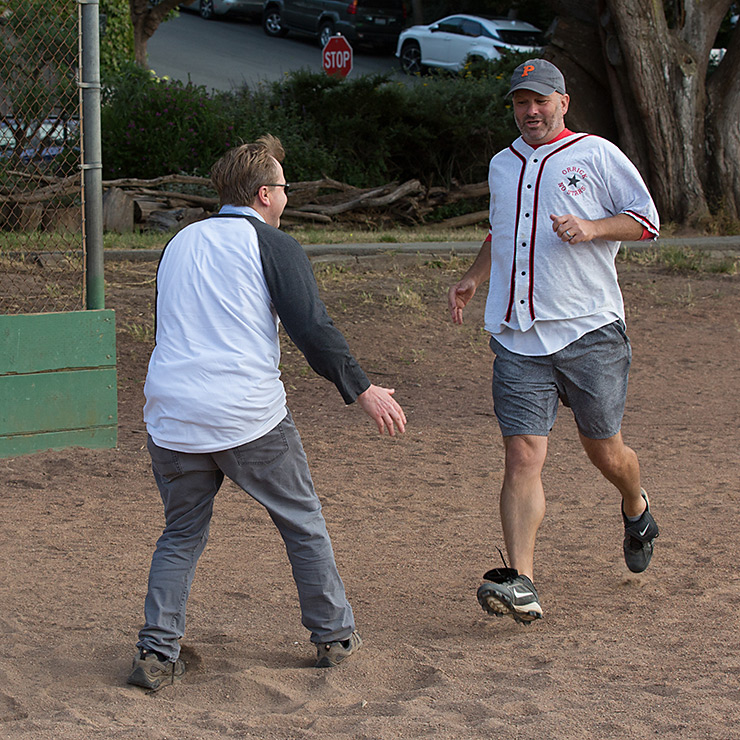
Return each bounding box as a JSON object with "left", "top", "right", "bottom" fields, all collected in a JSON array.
[{"left": 147, "top": 10, "right": 402, "bottom": 90}]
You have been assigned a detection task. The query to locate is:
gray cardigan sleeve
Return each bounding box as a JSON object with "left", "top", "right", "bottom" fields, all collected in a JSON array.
[{"left": 246, "top": 216, "right": 371, "bottom": 404}]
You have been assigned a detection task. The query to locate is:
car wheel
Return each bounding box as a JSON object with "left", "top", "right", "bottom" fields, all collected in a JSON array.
[
  {"left": 263, "top": 5, "right": 288, "bottom": 37},
  {"left": 319, "top": 21, "right": 335, "bottom": 48},
  {"left": 399, "top": 40, "right": 423, "bottom": 75},
  {"left": 199, "top": 0, "right": 215, "bottom": 20}
]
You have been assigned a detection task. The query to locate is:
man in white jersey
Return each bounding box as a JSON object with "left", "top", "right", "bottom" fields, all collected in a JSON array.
[
  {"left": 128, "top": 135, "right": 406, "bottom": 690},
  {"left": 447, "top": 59, "right": 660, "bottom": 624}
]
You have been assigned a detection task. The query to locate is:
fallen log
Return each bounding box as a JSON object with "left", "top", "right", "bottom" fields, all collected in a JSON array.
[
  {"left": 103, "top": 187, "right": 133, "bottom": 233},
  {"left": 102, "top": 174, "right": 210, "bottom": 188},
  {"left": 134, "top": 188, "right": 218, "bottom": 209},
  {"left": 282, "top": 208, "right": 332, "bottom": 223},
  {"left": 297, "top": 184, "right": 392, "bottom": 216}
]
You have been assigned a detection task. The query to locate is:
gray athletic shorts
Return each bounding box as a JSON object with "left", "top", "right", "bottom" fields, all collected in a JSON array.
[{"left": 490, "top": 320, "right": 632, "bottom": 440}]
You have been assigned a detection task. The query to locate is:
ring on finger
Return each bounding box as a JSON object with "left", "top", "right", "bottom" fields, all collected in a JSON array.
[{"left": 564, "top": 230, "right": 573, "bottom": 238}]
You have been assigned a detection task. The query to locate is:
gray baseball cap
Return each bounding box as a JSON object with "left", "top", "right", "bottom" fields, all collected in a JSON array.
[{"left": 508, "top": 59, "right": 566, "bottom": 96}]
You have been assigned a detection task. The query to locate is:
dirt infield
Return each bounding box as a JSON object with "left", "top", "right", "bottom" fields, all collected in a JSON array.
[{"left": 1, "top": 253, "right": 739, "bottom": 739}]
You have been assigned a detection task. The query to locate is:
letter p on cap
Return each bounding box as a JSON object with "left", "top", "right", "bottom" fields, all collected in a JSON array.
[{"left": 522, "top": 65, "right": 535, "bottom": 77}]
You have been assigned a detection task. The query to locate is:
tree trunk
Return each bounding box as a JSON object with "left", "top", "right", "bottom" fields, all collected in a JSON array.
[
  {"left": 601, "top": 0, "right": 735, "bottom": 224},
  {"left": 410, "top": 0, "right": 423, "bottom": 25},
  {"left": 129, "top": 0, "right": 184, "bottom": 68},
  {"left": 706, "top": 16, "right": 740, "bottom": 220}
]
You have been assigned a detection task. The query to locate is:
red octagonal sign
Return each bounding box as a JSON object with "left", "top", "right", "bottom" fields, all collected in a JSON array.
[{"left": 322, "top": 35, "right": 353, "bottom": 78}]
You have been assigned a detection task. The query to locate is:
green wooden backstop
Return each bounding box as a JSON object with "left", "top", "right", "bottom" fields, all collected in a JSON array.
[{"left": 0, "top": 311, "right": 117, "bottom": 457}]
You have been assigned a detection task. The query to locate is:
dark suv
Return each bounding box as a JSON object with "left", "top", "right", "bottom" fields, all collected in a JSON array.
[{"left": 262, "top": 0, "right": 407, "bottom": 49}]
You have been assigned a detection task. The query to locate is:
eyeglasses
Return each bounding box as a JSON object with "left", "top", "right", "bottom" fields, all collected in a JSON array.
[{"left": 261, "top": 183, "right": 290, "bottom": 194}]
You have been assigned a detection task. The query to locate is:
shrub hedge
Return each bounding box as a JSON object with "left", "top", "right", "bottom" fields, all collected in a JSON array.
[{"left": 101, "top": 55, "right": 525, "bottom": 187}]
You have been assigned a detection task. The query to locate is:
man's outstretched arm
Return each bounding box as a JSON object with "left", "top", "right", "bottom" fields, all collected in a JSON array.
[{"left": 448, "top": 238, "right": 492, "bottom": 325}]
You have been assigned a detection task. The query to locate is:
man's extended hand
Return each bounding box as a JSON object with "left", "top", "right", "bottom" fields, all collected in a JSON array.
[
  {"left": 448, "top": 277, "right": 478, "bottom": 325},
  {"left": 357, "top": 384, "right": 407, "bottom": 436}
]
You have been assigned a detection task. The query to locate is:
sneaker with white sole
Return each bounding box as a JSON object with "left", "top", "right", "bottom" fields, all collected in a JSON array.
[
  {"left": 476, "top": 567, "right": 543, "bottom": 624},
  {"left": 622, "top": 489, "right": 659, "bottom": 573},
  {"left": 314, "top": 631, "right": 362, "bottom": 668},
  {"left": 127, "top": 648, "right": 185, "bottom": 691}
]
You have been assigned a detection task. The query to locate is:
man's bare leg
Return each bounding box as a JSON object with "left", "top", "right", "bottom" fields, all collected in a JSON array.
[
  {"left": 578, "top": 431, "right": 644, "bottom": 516},
  {"left": 579, "top": 430, "right": 658, "bottom": 572},
  {"left": 499, "top": 434, "right": 549, "bottom": 581}
]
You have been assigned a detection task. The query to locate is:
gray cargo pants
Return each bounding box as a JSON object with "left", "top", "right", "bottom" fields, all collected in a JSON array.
[{"left": 136, "top": 410, "right": 355, "bottom": 660}]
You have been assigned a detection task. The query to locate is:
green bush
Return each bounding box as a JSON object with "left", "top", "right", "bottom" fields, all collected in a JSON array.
[
  {"left": 101, "top": 55, "right": 525, "bottom": 186},
  {"left": 99, "top": 0, "right": 134, "bottom": 77},
  {"left": 101, "top": 63, "right": 233, "bottom": 178}
]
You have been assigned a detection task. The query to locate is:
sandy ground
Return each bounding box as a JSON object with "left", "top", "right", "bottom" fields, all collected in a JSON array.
[{"left": 1, "top": 252, "right": 739, "bottom": 740}]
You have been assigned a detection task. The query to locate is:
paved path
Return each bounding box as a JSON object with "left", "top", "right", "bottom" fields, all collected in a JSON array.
[{"left": 105, "top": 235, "right": 740, "bottom": 262}]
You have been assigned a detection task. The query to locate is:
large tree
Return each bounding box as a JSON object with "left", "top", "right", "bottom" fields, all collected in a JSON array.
[
  {"left": 129, "top": 0, "right": 188, "bottom": 67},
  {"left": 545, "top": 0, "right": 740, "bottom": 225}
]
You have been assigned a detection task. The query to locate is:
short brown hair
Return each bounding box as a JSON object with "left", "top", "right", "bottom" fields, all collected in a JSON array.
[{"left": 210, "top": 134, "right": 286, "bottom": 207}]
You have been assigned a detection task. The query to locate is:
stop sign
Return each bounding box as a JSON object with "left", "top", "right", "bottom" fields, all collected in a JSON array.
[{"left": 322, "top": 35, "right": 353, "bottom": 78}]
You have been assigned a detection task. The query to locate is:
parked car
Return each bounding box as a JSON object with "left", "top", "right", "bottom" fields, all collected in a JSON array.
[
  {"left": 396, "top": 14, "right": 543, "bottom": 75},
  {"left": 179, "top": 0, "right": 262, "bottom": 21},
  {"left": 262, "top": 0, "right": 407, "bottom": 49},
  {"left": 0, "top": 117, "right": 79, "bottom": 165}
]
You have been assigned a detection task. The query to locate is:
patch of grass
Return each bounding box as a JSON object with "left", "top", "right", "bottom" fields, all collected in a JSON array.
[
  {"left": 104, "top": 232, "right": 170, "bottom": 250},
  {"left": 285, "top": 225, "right": 487, "bottom": 245},
  {"left": 660, "top": 246, "right": 709, "bottom": 272},
  {"left": 423, "top": 254, "right": 472, "bottom": 272},
  {"left": 387, "top": 285, "right": 424, "bottom": 311},
  {"left": 95, "top": 224, "right": 486, "bottom": 252},
  {"left": 120, "top": 316, "right": 155, "bottom": 343},
  {"left": 706, "top": 257, "right": 739, "bottom": 275},
  {"left": 620, "top": 245, "right": 739, "bottom": 274}
]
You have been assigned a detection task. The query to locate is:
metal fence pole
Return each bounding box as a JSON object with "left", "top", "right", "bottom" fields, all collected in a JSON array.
[{"left": 79, "top": 0, "right": 105, "bottom": 310}]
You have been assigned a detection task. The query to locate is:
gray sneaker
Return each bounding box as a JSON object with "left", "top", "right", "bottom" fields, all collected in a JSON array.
[
  {"left": 127, "top": 649, "right": 185, "bottom": 691},
  {"left": 314, "top": 631, "right": 362, "bottom": 668},
  {"left": 477, "top": 568, "right": 543, "bottom": 624},
  {"left": 622, "top": 489, "right": 659, "bottom": 573}
]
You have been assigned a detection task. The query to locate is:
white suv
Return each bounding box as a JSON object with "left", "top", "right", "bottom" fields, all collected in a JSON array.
[{"left": 396, "top": 14, "right": 543, "bottom": 75}]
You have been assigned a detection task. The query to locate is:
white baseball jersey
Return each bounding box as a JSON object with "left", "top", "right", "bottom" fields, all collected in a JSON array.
[{"left": 485, "top": 132, "right": 659, "bottom": 355}]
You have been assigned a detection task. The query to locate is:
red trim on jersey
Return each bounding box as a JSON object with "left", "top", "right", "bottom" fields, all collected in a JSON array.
[
  {"left": 622, "top": 210, "right": 659, "bottom": 240},
  {"left": 523, "top": 134, "right": 591, "bottom": 320},
  {"left": 504, "top": 146, "right": 528, "bottom": 322},
  {"left": 530, "top": 128, "right": 575, "bottom": 149}
]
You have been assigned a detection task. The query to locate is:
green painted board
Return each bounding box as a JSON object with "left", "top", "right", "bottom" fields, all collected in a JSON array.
[
  {"left": 0, "top": 427, "right": 117, "bottom": 458},
  {"left": 0, "top": 310, "right": 118, "bottom": 458},
  {"left": 0, "top": 368, "right": 117, "bottom": 433},
  {"left": 0, "top": 310, "right": 116, "bottom": 375}
]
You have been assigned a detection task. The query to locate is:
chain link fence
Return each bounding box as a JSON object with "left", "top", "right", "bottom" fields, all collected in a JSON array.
[{"left": 0, "top": 0, "right": 84, "bottom": 314}]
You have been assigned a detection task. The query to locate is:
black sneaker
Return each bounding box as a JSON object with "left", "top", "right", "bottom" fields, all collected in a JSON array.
[
  {"left": 476, "top": 568, "right": 543, "bottom": 624},
  {"left": 314, "top": 631, "right": 362, "bottom": 668},
  {"left": 622, "top": 489, "right": 659, "bottom": 573},
  {"left": 127, "top": 648, "right": 185, "bottom": 691}
]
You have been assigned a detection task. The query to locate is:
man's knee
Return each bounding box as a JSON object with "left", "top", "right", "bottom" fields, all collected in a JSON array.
[
  {"left": 503, "top": 435, "right": 548, "bottom": 478},
  {"left": 581, "top": 434, "right": 631, "bottom": 474}
]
